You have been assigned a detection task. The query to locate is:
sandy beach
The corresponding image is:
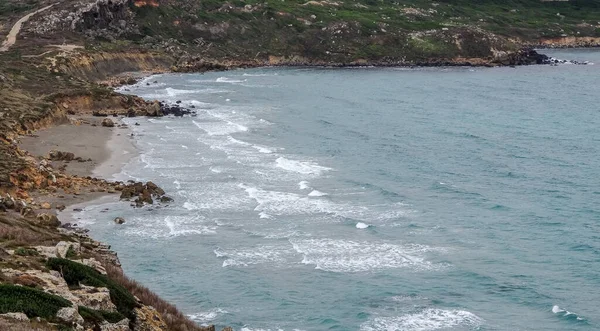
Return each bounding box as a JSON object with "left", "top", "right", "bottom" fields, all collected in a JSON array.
[{"left": 18, "top": 116, "right": 138, "bottom": 208}]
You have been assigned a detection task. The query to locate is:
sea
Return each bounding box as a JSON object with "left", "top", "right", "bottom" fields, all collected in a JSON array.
[{"left": 70, "top": 49, "right": 600, "bottom": 331}]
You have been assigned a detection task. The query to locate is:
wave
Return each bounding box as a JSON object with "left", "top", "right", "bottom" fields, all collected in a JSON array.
[
  {"left": 360, "top": 309, "right": 483, "bottom": 331},
  {"left": 298, "top": 181, "right": 310, "bottom": 190},
  {"left": 356, "top": 222, "right": 370, "bottom": 229},
  {"left": 122, "top": 215, "right": 216, "bottom": 239},
  {"left": 187, "top": 308, "right": 228, "bottom": 325},
  {"left": 192, "top": 119, "right": 248, "bottom": 136},
  {"left": 165, "top": 87, "right": 200, "bottom": 97},
  {"left": 214, "top": 245, "right": 288, "bottom": 267},
  {"left": 275, "top": 157, "right": 332, "bottom": 175},
  {"left": 216, "top": 77, "right": 247, "bottom": 84},
  {"left": 252, "top": 144, "right": 274, "bottom": 154},
  {"left": 290, "top": 238, "right": 442, "bottom": 272},
  {"left": 552, "top": 305, "right": 585, "bottom": 322},
  {"left": 308, "top": 190, "right": 328, "bottom": 197}
]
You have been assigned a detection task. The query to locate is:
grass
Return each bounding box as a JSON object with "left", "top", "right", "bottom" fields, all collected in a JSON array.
[
  {"left": 46, "top": 258, "right": 139, "bottom": 320},
  {"left": 0, "top": 284, "right": 71, "bottom": 319}
]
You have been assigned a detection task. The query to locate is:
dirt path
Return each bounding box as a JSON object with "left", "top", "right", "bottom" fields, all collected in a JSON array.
[{"left": 0, "top": 4, "right": 55, "bottom": 52}]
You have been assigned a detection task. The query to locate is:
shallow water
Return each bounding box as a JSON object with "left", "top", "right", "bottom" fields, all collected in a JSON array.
[{"left": 73, "top": 49, "right": 600, "bottom": 330}]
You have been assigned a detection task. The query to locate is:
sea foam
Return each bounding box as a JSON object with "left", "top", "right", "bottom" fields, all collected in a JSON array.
[{"left": 360, "top": 309, "right": 483, "bottom": 331}]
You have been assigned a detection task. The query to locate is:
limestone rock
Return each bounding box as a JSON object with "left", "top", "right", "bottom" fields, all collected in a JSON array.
[
  {"left": 56, "top": 307, "right": 84, "bottom": 330},
  {"left": 0, "top": 312, "right": 29, "bottom": 321},
  {"left": 133, "top": 306, "right": 168, "bottom": 331},
  {"left": 82, "top": 257, "right": 107, "bottom": 275},
  {"left": 56, "top": 241, "right": 81, "bottom": 258},
  {"left": 1, "top": 268, "right": 81, "bottom": 304},
  {"left": 102, "top": 118, "right": 115, "bottom": 127},
  {"left": 100, "top": 318, "right": 130, "bottom": 331},
  {"left": 40, "top": 202, "right": 51, "bottom": 209},
  {"left": 114, "top": 217, "right": 125, "bottom": 224},
  {"left": 36, "top": 213, "right": 60, "bottom": 227},
  {"left": 49, "top": 150, "right": 76, "bottom": 161},
  {"left": 72, "top": 285, "right": 116, "bottom": 311}
]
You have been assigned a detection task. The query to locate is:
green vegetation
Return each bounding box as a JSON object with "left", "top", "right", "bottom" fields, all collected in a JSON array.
[
  {"left": 46, "top": 258, "right": 139, "bottom": 319},
  {"left": 14, "top": 247, "right": 39, "bottom": 256},
  {"left": 78, "top": 306, "right": 126, "bottom": 324},
  {"left": 0, "top": 284, "right": 71, "bottom": 319}
]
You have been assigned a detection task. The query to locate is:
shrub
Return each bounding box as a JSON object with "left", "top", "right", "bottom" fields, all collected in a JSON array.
[
  {"left": 78, "top": 306, "right": 126, "bottom": 324},
  {"left": 14, "top": 247, "right": 39, "bottom": 256},
  {"left": 0, "top": 284, "right": 71, "bottom": 319},
  {"left": 46, "top": 258, "right": 138, "bottom": 320}
]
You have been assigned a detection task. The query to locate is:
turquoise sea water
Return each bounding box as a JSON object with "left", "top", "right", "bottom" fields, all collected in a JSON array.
[{"left": 74, "top": 49, "right": 600, "bottom": 330}]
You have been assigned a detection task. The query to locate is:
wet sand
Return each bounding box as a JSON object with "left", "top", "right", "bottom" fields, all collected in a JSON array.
[{"left": 18, "top": 116, "right": 138, "bottom": 208}]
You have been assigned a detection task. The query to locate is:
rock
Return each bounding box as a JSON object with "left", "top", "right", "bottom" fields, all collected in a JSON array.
[
  {"left": 92, "top": 111, "right": 108, "bottom": 117},
  {"left": 56, "top": 204, "right": 66, "bottom": 211},
  {"left": 100, "top": 319, "right": 130, "bottom": 331},
  {"left": 146, "top": 101, "right": 162, "bottom": 117},
  {"left": 120, "top": 187, "right": 135, "bottom": 200},
  {"left": 102, "top": 118, "right": 115, "bottom": 127},
  {"left": 159, "top": 196, "right": 173, "bottom": 203},
  {"left": 114, "top": 217, "right": 125, "bottom": 224},
  {"left": 127, "top": 108, "right": 137, "bottom": 117},
  {"left": 56, "top": 241, "right": 80, "bottom": 258},
  {"left": 40, "top": 202, "right": 51, "bottom": 209},
  {"left": 1, "top": 268, "right": 81, "bottom": 304},
  {"left": 56, "top": 307, "right": 84, "bottom": 329},
  {"left": 36, "top": 213, "right": 60, "bottom": 227},
  {"left": 72, "top": 285, "right": 115, "bottom": 311},
  {"left": 49, "top": 150, "right": 76, "bottom": 161},
  {"left": 82, "top": 257, "right": 107, "bottom": 275},
  {"left": 0, "top": 312, "right": 29, "bottom": 322},
  {"left": 133, "top": 306, "right": 168, "bottom": 331}
]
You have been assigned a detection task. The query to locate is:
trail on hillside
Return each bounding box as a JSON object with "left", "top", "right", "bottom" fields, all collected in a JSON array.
[{"left": 0, "top": 4, "right": 55, "bottom": 52}]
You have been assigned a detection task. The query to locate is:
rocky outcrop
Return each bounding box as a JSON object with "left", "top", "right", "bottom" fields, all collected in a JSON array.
[
  {"left": 133, "top": 306, "right": 168, "bottom": 331},
  {"left": 119, "top": 181, "right": 172, "bottom": 207},
  {"left": 536, "top": 36, "right": 600, "bottom": 48}
]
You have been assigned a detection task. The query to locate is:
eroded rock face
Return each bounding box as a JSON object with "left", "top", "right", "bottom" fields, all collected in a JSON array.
[
  {"left": 56, "top": 307, "right": 85, "bottom": 330},
  {"left": 133, "top": 306, "right": 168, "bottom": 331},
  {"left": 1, "top": 268, "right": 81, "bottom": 304},
  {"left": 72, "top": 285, "right": 116, "bottom": 311}
]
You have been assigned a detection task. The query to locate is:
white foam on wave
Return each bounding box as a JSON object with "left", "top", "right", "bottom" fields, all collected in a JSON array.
[
  {"left": 552, "top": 305, "right": 584, "bottom": 321},
  {"left": 209, "top": 166, "right": 223, "bottom": 173},
  {"left": 188, "top": 308, "right": 228, "bottom": 325},
  {"left": 290, "top": 239, "right": 441, "bottom": 272},
  {"left": 252, "top": 144, "right": 273, "bottom": 154},
  {"left": 182, "top": 183, "right": 253, "bottom": 211},
  {"left": 238, "top": 184, "right": 338, "bottom": 216},
  {"left": 298, "top": 181, "right": 310, "bottom": 190},
  {"left": 240, "top": 328, "right": 303, "bottom": 331},
  {"left": 217, "top": 77, "right": 247, "bottom": 84},
  {"left": 124, "top": 215, "right": 216, "bottom": 239},
  {"left": 193, "top": 119, "right": 248, "bottom": 136},
  {"left": 166, "top": 87, "right": 200, "bottom": 97},
  {"left": 356, "top": 222, "right": 369, "bottom": 229},
  {"left": 259, "top": 212, "right": 272, "bottom": 219},
  {"left": 173, "top": 180, "right": 181, "bottom": 189},
  {"left": 275, "top": 157, "right": 332, "bottom": 175},
  {"left": 214, "top": 245, "right": 288, "bottom": 267},
  {"left": 361, "top": 309, "right": 482, "bottom": 331},
  {"left": 308, "top": 190, "right": 328, "bottom": 197}
]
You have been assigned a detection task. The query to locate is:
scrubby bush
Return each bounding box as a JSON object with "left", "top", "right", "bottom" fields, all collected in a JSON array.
[
  {"left": 46, "top": 258, "right": 138, "bottom": 319},
  {"left": 78, "top": 306, "right": 126, "bottom": 324},
  {"left": 0, "top": 284, "right": 71, "bottom": 319}
]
